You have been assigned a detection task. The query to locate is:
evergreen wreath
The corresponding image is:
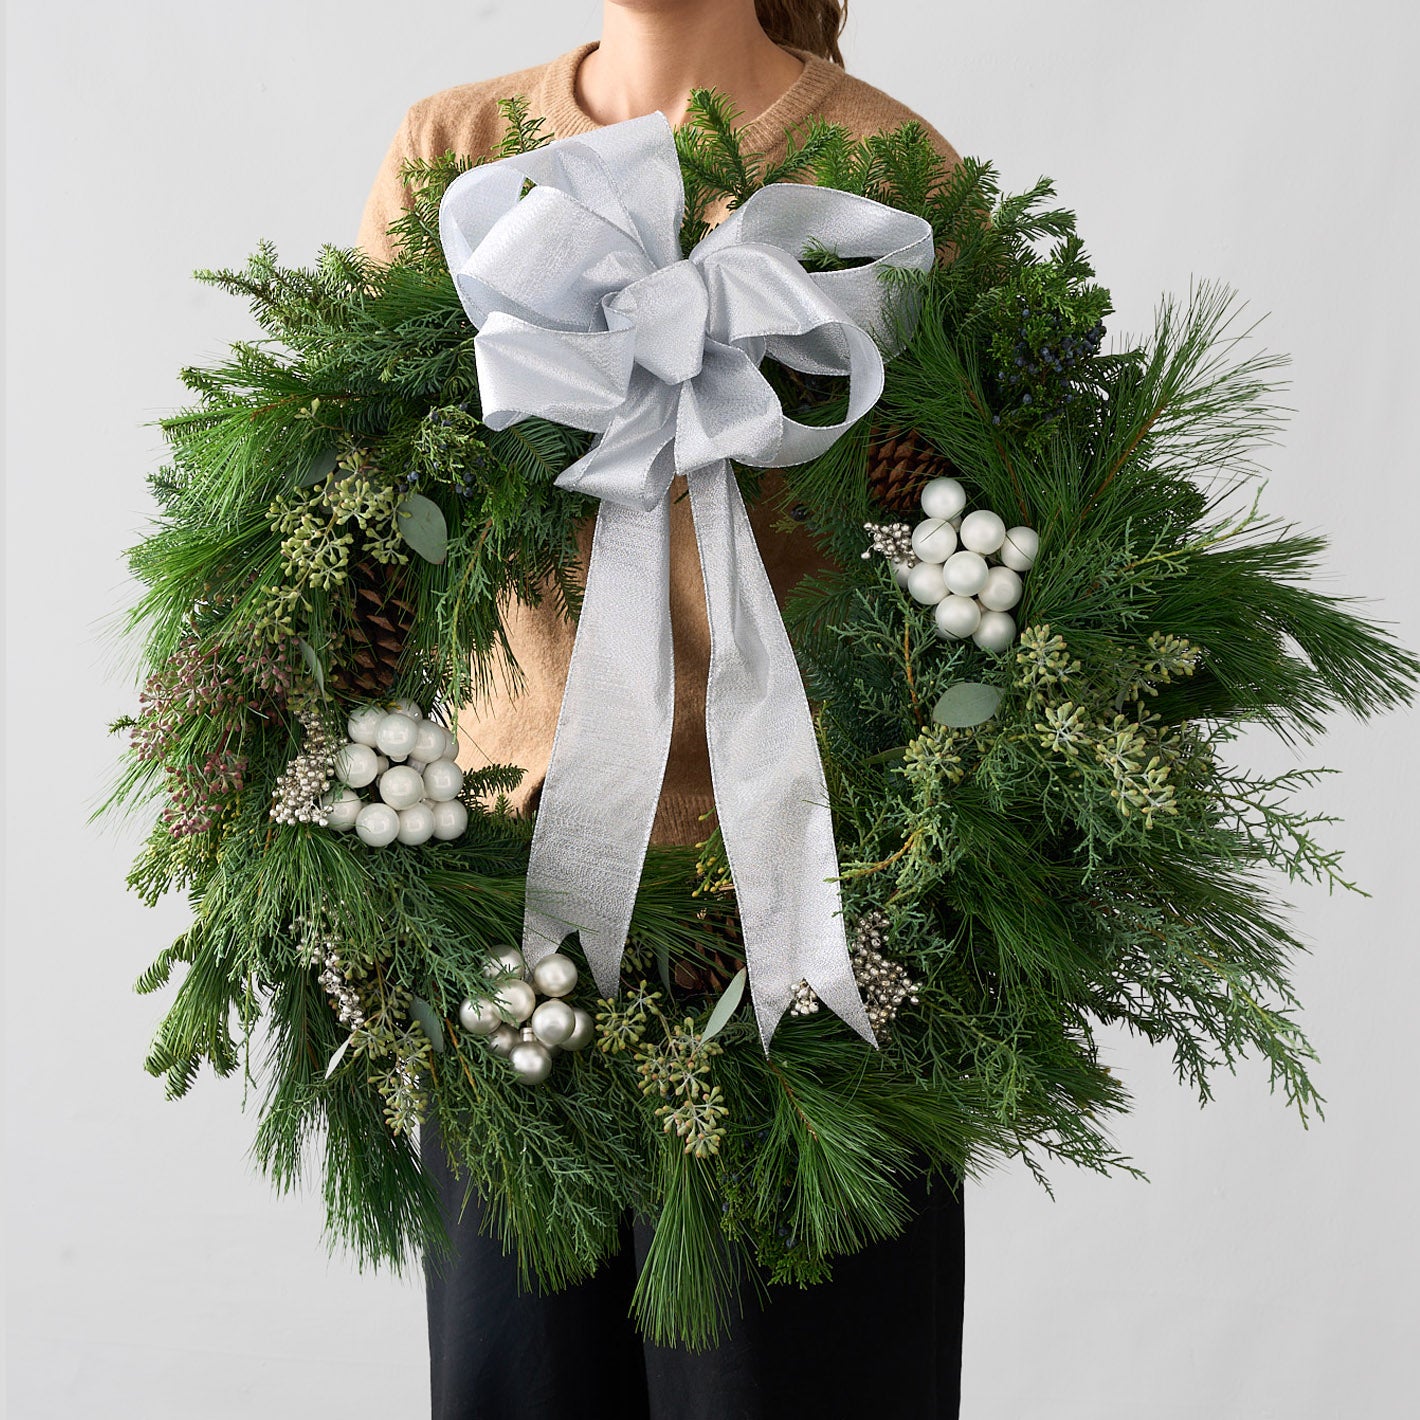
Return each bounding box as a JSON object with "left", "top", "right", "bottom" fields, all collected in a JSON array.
[{"left": 104, "top": 90, "right": 1420, "bottom": 1346}]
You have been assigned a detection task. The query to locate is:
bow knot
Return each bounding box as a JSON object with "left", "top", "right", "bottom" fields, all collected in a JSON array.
[
  {"left": 606, "top": 259, "right": 709, "bottom": 387},
  {"left": 440, "top": 111, "right": 933, "bottom": 1048}
]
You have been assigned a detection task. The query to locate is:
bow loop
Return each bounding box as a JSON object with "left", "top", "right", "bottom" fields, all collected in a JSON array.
[
  {"left": 447, "top": 185, "right": 652, "bottom": 332},
  {"left": 553, "top": 380, "right": 679, "bottom": 511},
  {"left": 439, "top": 111, "right": 933, "bottom": 1049},
  {"left": 474, "top": 313, "right": 635, "bottom": 432},
  {"left": 694, "top": 182, "right": 934, "bottom": 353}
]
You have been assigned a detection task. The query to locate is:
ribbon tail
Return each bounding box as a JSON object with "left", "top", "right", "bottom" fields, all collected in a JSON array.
[
  {"left": 686, "top": 461, "right": 875, "bottom": 1053},
  {"left": 521, "top": 498, "right": 675, "bottom": 995}
]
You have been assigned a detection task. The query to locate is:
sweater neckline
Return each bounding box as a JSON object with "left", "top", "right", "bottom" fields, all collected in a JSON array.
[{"left": 536, "top": 39, "right": 846, "bottom": 149}]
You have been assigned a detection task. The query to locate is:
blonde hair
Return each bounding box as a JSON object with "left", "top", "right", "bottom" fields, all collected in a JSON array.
[{"left": 755, "top": 0, "right": 848, "bottom": 65}]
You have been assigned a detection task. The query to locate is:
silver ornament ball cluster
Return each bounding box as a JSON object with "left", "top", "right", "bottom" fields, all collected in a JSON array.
[
  {"left": 323, "top": 699, "right": 469, "bottom": 847},
  {"left": 868, "top": 476, "right": 1039, "bottom": 653},
  {"left": 316, "top": 942, "right": 367, "bottom": 1032},
  {"left": 458, "top": 947, "right": 594, "bottom": 1086},
  {"left": 294, "top": 911, "right": 367, "bottom": 1031},
  {"left": 269, "top": 699, "right": 337, "bottom": 826},
  {"left": 790, "top": 908, "right": 920, "bottom": 1037},
  {"left": 860, "top": 521, "right": 914, "bottom": 564}
]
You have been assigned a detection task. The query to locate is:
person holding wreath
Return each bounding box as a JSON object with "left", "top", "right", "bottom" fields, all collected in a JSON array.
[{"left": 357, "top": 2, "right": 969, "bottom": 1416}]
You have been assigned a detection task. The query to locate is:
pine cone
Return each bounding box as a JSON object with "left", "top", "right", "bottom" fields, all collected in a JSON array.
[
  {"left": 672, "top": 904, "right": 747, "bottom": 997},
  {"left": 329, "top": 547, "right": 417, "bottom": 700},
  {"left": 866, "top": 424, "right": 959, "bottom": 514}
]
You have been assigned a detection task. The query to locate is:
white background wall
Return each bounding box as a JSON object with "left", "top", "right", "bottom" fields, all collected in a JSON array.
[{"left": 5, "top": 1, "right": 1416, "bottom": 1415}]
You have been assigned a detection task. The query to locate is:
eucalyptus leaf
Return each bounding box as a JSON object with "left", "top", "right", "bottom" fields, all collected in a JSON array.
[
  {"left": 397, "top": 493, "right": 448, "bottom": 565},
  {"left": 324, "top": 1033, "right": 354, "bottom": 1079},
  {"left": 932, "top": 681, "right": 1003, "bottom": 728},
  {"left": 701, "top": 967, "right": 747, "bottom": 1043},
  {"left": 409, "top": 994, "right": 446, "bottom": 1054},
  {"left": 866, "top": 744, "right": 907, "bottom": 765},
  {"left": 296, "top": 637, "right": 325, "bottom": 697},
  {"left": 290, "top": 447, "right": 340, "bottom": 490}
]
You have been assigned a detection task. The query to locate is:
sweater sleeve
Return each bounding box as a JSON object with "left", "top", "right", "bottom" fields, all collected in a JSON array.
[{"left": 356, "top": 105, "right": 418, "bottom": 264}]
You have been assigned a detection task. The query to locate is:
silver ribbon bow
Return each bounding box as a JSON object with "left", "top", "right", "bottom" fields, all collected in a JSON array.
[{"left": 439, "top": 111, "right": 933, "bottom": 1049}]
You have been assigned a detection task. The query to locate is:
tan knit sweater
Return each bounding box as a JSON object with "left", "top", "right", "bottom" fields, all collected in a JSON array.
[{"left": 356, "top": 40, "right": 961, "bottom": 847}]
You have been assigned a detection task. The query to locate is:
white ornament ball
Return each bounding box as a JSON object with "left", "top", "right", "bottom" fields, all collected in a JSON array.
[
  {"left": 978, "top": 565, "right": 1024, "bottom": 612},
  {"left": 322, "top": 787, "right": 362, "bottom": 831},
  {"left": 530, "top": 999, "right": 577, "bottom": 1048},
  {"left": 909, "top": 517, "right": 957, "bottom": 564},
  {"left": 396, "top": 802, "right": 435, "bottom": 845},
  {"left": 921, "top": 475, "right": 967, "bottom": 520},
  {"left": 971, "top": 609, "right": 1018, "bottom": 653},
  {"left": 406, "top": 758, "right": 427, "bottom": 774},
  {"left": 379, "top": 764, "right": 426, "bottom": 811},
  {"left": 458, "top": 997, "right": 502, "bottom": 1036},
  {"left": 959, "top": 508, "right": 1007, "bottom": 555},
  {"left": 412, "top": 720, "right": 450, "bottom": 764},
  {"left": 354, "top": 802, "right": 400, "bottom": 847},
  {"left": 563, "top": 1008, "right": 595, "bottom": 1053},
  {"left": 942, "top": 549, "right": 990, "bottom": 597},
  {"left": 906, "top": 560, "right": 949, "bottom": 606},
  {"left": 430, "top": 799, "right": 469, "bottom": 841},
  {"left": 334, "top": 742, "right": 378, "bottom": 789},
  {"left": 509, "top": 1040, "right": 553, "bottom": 1085},
  {"left": 531, "top": 952, "right": 579, "bottom": 998},
  {"left": 389, "top": 698, "right": 423, "bottom": 721},
  {"left": 495, "top": 979, "right": 537, "bottom": 1024},
  {"left": 346, "top": 706, "right": 385, "bottom": 747},
  {"left": 375, "top": 713, "right": 419, "bottom": 761},
  {"left": 933, "top": 594, "right": 982, "bottom": 640},
  {"left": 423, "top": 758, "right": 465, "bottom": 803},
  {"left": 890, "top": 559, "right": 913, "bottom": 588},
  {"left": 484, "top": 945, "right": 527, "bottom": 980},
  {"left": 518, "top": 1025, "right": 552, "bottom": 1052},
  {"left": 486, "top": 1024, "right": 519, "bottom": 1058},
  {"left": 999, "top": 525, "right": 1039, "bottom": 572},
  {"left": 374, "top": 755, "right": 390, "bottom": 775}
]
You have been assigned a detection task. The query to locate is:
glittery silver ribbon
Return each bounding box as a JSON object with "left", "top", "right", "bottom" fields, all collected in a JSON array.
[{"left": 439, "top": 112, "right": 933, "bottom": 1049}]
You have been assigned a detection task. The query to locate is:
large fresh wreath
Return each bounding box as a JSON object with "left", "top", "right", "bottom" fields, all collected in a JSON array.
[{"left": 107, "top": 91, "right": 1419, "bottom": 1346}]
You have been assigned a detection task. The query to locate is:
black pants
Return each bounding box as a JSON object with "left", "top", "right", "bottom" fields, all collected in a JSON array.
[{"left": 421, "top": 1112, "right": 965, "bottom": 1419}]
